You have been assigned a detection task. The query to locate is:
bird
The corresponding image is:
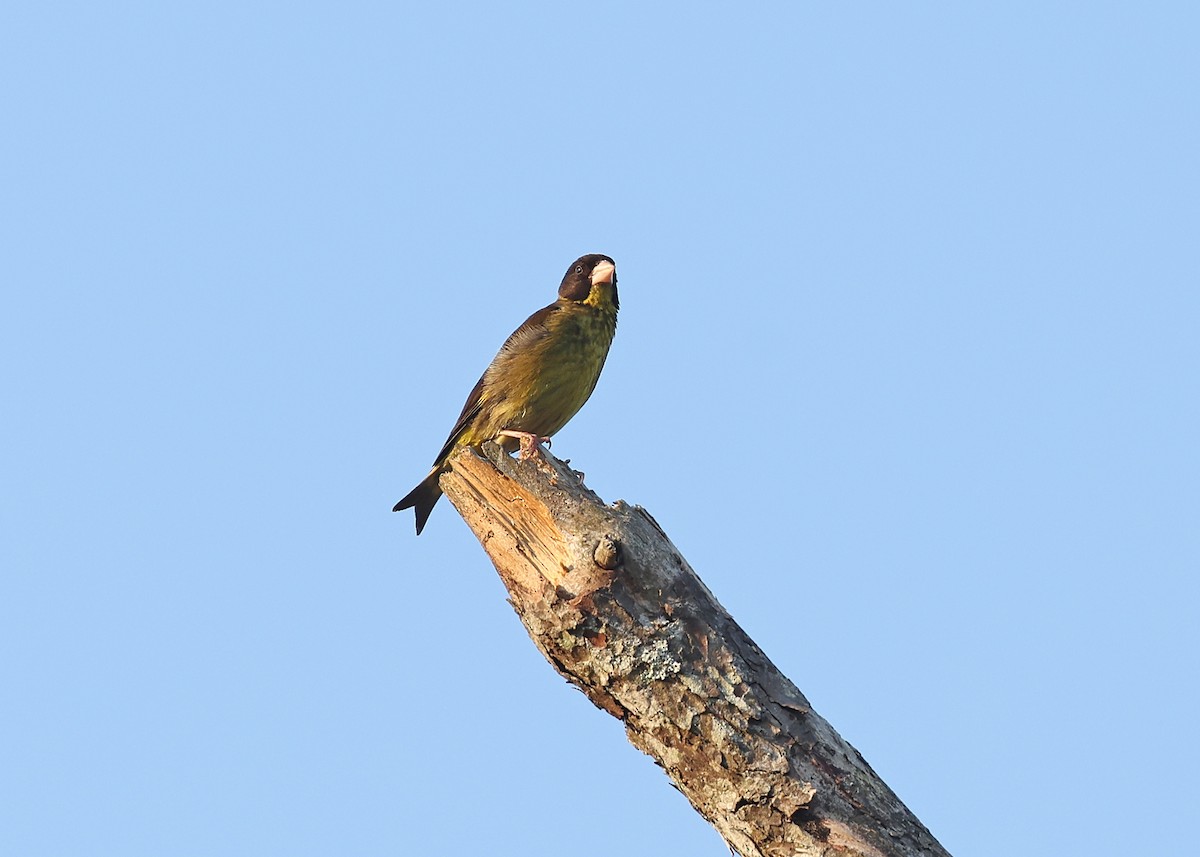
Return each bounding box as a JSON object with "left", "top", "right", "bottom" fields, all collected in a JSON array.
[{"left": 394, "top": 253, "right": 618, "bottom": 534}]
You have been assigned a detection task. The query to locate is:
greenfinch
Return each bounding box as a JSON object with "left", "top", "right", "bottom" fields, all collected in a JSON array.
[{"left": 395, "top": 254, "right": 618, "bottom": 534}]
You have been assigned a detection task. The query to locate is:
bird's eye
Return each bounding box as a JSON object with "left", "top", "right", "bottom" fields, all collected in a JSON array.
[{"left": 575, "top": 265, "right": 583, "bottom": 274}]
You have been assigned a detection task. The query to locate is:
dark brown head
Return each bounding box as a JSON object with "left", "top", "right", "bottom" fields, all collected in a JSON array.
[{"left": 558, "top": 254, "right": 618, "bottom": 311}]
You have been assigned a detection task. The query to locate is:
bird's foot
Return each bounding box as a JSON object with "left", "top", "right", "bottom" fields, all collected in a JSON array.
[{"left": 497, "top": 430, "right": 552, "bottom": 460}]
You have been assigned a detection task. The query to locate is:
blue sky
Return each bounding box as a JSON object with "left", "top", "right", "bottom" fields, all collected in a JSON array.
[{"left": 3, "top": 3, "right": 1197, "bottom": 855}]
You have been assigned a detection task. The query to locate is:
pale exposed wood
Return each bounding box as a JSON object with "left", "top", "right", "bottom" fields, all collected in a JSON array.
[{"left": 439, "top": 443, "right": 950, "bottom": 857}]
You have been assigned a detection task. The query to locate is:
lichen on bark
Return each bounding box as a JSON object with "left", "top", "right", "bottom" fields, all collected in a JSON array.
[{"left": 438, "top": 443, "right": 950, "bottom": 857}]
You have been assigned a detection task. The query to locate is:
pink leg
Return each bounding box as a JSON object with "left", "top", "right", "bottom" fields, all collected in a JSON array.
[{"left": 496, "top": 429, "right": 552, "bottom": 460}]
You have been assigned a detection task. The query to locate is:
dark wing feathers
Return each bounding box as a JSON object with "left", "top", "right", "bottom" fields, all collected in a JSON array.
[
  {"left": 432, "top": 375, "right": 486, "bottom": 465},
  {"left": 495, "top": 303, "right": 559, "bottom": 360},
  {"left": 430, "top": 301, "right": 562, "bottom": 465}
]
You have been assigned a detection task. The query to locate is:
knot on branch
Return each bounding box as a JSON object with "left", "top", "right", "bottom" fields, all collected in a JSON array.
[{"left": 435, "top": 443, "right": 950, "bottom": 857}]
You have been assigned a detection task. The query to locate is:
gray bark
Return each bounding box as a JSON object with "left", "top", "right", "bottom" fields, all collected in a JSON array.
[{"left": 438, "top": 443, "right": 950, "bottom": 857}]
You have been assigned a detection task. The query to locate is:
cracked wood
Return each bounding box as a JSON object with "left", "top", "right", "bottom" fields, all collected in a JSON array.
[{"left": 438, "top": 443, "right": 950, "bottom": 857}]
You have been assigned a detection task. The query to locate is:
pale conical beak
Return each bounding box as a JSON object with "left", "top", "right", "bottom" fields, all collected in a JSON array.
[{"left": 590, "top": 260, "right": 615, "bottom": 286}]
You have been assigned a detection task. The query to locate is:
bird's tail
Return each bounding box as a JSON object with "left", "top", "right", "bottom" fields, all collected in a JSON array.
[{"left": 393, "top": 468, "right": 443, "bottom": 535}]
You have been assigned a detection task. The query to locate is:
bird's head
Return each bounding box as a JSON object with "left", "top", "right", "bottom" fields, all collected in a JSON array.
[{"left": 559, "top": 254, "right": 618, "bottom": 312}]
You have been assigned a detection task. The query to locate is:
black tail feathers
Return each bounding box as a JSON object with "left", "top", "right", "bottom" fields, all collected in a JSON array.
[{"left": 393, "top": 469, "right": 443, "bottom": 535}]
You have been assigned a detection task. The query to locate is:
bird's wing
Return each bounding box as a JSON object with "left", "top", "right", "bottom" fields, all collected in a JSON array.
[
  {"left": 432, "top": 374, "right": 487, "bottom": 465},
  {"left": 492, "top": 302, "right": 560, "bottom": 364},
  {"left": 431, "top": 301, "right": 562, "bottom": 465}
]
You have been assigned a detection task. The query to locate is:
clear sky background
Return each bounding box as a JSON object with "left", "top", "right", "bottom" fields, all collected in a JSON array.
[{"left": 3, "top": 4, "right": 1197, "bottom": 855}]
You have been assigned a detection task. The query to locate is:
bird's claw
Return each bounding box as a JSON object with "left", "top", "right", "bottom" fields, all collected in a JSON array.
[{"left": 497, "top": 429, "right": 552, "bottom": 460}]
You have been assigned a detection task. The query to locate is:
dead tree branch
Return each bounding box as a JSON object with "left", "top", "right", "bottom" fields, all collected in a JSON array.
[{"left": 438, "top": 443, "right": 950, "bottom": 857}]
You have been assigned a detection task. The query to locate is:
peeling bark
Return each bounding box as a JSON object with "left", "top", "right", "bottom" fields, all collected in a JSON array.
[{"left": 438, "top": 443, "right": 950, "bottom": 857}]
